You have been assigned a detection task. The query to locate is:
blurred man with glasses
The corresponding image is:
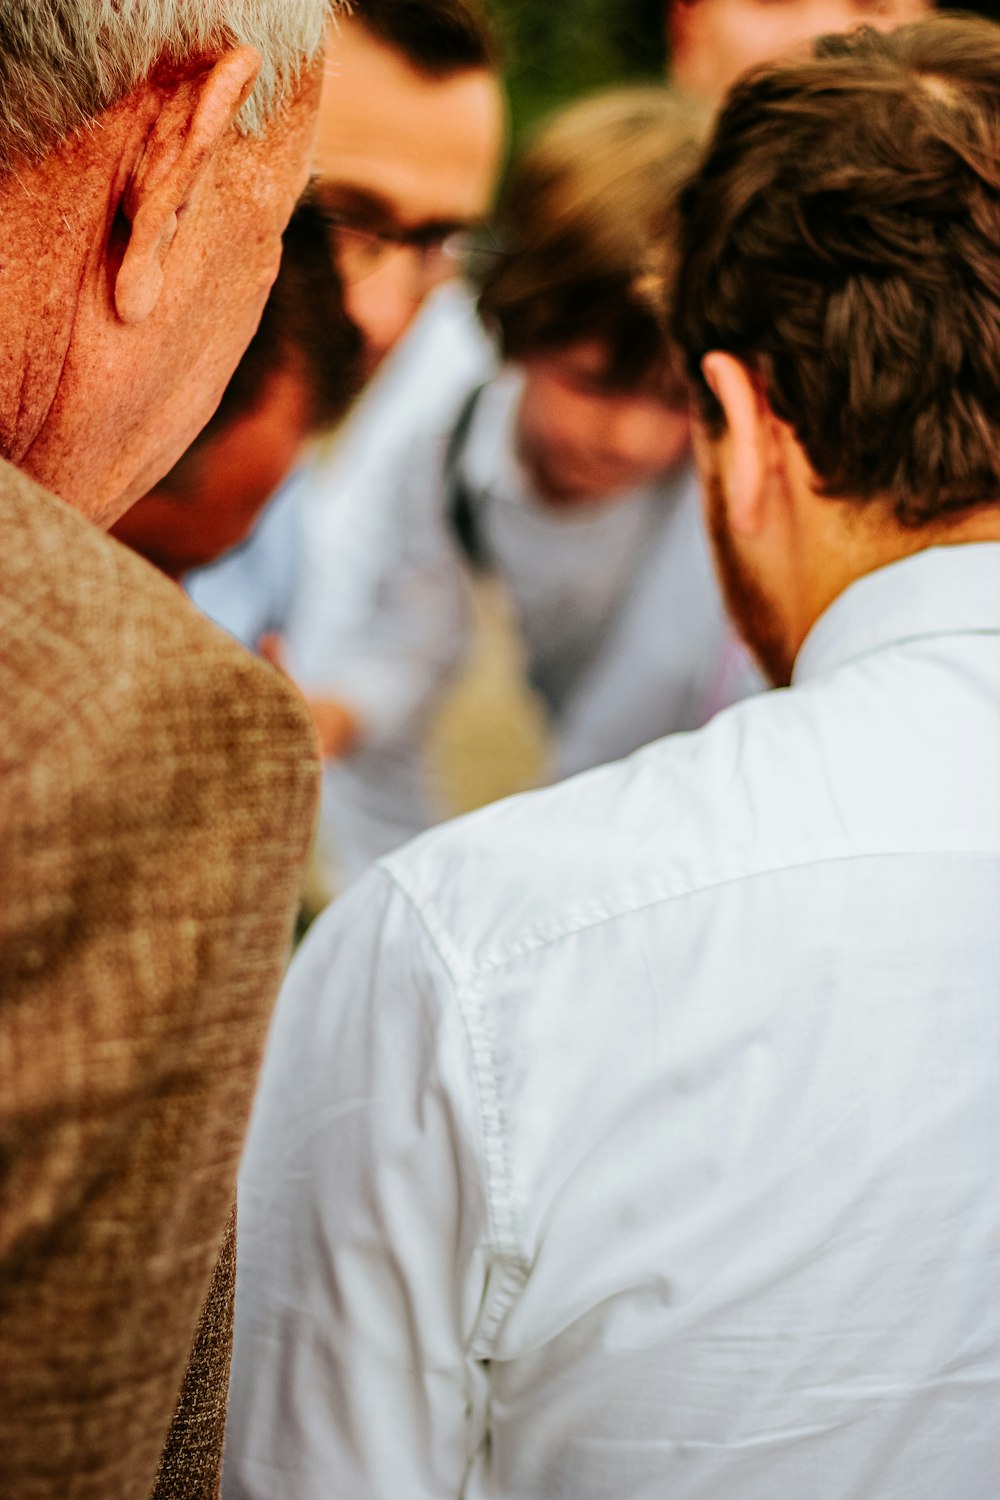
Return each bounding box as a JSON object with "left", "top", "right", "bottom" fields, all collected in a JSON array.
[
  {"left": 184, "top": 0, "right": 505, "bottom": 697},
  {"left": 311, "top": 0, "right": 504, "bottom": 375}
]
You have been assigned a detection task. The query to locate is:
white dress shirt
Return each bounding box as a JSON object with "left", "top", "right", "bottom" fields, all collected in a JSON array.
[
  {"left": 289, "top": 366, "right": 757, "bottom": 881},
  {"left": 288, "top": 284, "right": 498, "bottom": 881},
  {"left": 288, "top": 281, "right": 497, "bottom": 668},
  {"left": 227, "top": 542, "right": 1000, "bottom": 1500}
]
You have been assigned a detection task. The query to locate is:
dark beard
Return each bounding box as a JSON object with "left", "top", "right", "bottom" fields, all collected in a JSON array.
[{"left": 705, "top": 465, "right": 794, "bottom": 689}]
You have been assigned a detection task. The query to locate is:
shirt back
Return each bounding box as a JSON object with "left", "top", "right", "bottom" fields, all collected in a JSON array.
[{"left": 229, "top": 543, "right": 1000, "bottom": 1500}]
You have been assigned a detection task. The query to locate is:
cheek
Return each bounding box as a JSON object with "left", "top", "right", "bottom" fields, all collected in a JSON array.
[
  {"left": 341, "top": 280, "right": 375, "bottom": 340},
  {"left": 236, "top": 204, "right": 287, "bottom": 305},
  {"left": 652, "top": 413, "right": 692, "bottom": 472},
  {"left": 341, "top": 271, "right": 419, "bottom": 370},
  {"left": 537, "top": 390, "right": 596, "bottom": 452},
  {"left": 257, "top": 440, "right": 303, "bottom": 503}
]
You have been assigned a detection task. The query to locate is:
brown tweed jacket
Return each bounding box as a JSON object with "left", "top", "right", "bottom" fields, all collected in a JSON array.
[{"left": 0, "top": 460, "right": 320, "bottom": 1498}]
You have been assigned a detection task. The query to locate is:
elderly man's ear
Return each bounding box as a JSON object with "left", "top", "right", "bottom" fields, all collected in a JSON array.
[{"left": 115, "top": 49, "right": 262, "bottom": 325}]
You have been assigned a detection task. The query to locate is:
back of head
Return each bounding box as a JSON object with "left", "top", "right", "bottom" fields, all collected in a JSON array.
[
  {"left": 479, "top": 86, "right": 708, "bottom": 389},
  {"left": 352, "top": 0, "right": 501, "bottom": 78},
  {"left": 674, "top": 14, "right": 1000, "bottom": 525},
  {"left": 0, "top": 0, "right": 332, "bottom": 172},
  {"left": 0, "top": 0, "right": 337, "bottom": 524}
]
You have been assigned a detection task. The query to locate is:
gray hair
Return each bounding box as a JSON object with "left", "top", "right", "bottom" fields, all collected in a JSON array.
[{"left": 0, "top": 0, "right": 339, "bottom": 171}]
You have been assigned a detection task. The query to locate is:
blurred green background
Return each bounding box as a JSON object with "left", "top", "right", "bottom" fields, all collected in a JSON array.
[
  {"left": 484, "top": 0, "right": 1000, "bottom": 140},
  {"left": 487, "top": 0, "right": 668, "bottom": 138}
]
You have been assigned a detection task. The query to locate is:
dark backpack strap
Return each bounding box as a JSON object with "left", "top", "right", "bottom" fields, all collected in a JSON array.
[{"left": 444, "top": 382, "right": 492, "bottom": 572}]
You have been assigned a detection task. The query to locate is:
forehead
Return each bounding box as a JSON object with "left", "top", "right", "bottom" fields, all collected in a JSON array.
[
  {"left": 544, "top": 340, "right": 616, "bottom": 375},
  {"left": 671, "top": 0, "right": 930, "bottom": 98},
  {"left": 531, "top": 340, "right": 683, "bottom": 398},
  {"left": 681, "top": 0, "right": 929, "bottom": 29},
  {"left": 313, "top": 21, "right": 505, "bottom": 229}
]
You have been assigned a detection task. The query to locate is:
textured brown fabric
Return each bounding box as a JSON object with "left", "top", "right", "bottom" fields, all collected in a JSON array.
[
  {"left": 152, "top": 1205, "right": 238, "bottom": 1500},
  {"left": 0, "top": 459, "right": 320, "bottom": 1499}
]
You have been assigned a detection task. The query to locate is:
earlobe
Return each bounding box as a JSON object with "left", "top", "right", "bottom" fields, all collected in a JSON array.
[
  {"left": 700, "top": 351, "right": 769, "bottom": 538},
  {"left": 115, "top": 210, "right": 177, "bottom": 324},
  {"left": 114, "top": 47, "right": 262, "bottom": 326}
]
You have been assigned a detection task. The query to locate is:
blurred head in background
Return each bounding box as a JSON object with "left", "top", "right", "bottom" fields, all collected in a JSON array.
[
  {"left": 479, "top": 87, "right": 705, "bottom": 508},
  {"left": 666, "top": 0, "right": 929, "bottom": 101},
  {"left": 313, "top": 0, "right": 506, "bottom": 375},
  {"left": 111, "top": 200, "right": 360, "bottom": 578}
]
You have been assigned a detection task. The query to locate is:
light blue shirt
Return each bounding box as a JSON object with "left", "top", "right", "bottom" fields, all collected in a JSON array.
[
  {"left": 227, "top": 542, "right": 1000, "bottom": 1500},
  {"left": 184, "top": 472, "right": 305, "bottom": 652}
]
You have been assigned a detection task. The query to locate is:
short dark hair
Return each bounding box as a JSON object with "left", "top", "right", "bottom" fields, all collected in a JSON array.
[
  {"left": 478, "top": 86, "right": 706, "bottom": 391},
  {"left": 353, "top": 0, "right": 501, "bottom": 77},
  {"left": 674, "top": 15, "right": 1000, "bottom": 526},
  {"left": 198, "top": 198, "right": 361, "bottom": 448}
]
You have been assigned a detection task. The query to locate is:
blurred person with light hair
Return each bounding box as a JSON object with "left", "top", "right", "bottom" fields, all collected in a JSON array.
[
  {"left": 0, "top": 1, "right": 339, "bottom": 1496},
  {"left": 229, "top": 15, "right": 1000, "bottom": 1498},
  {"left": 282, "top": 86, "right": 760, "bottom": 885}
]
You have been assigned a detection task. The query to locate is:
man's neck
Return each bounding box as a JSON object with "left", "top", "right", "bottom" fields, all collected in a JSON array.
[{"left": 796, "top": 498, "right": 1000, "bottom": 670}]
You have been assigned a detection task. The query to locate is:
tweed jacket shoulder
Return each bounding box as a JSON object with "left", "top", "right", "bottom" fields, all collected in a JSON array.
[{"left": 0, "top": 460, "right": 319, "bottom": 1498}]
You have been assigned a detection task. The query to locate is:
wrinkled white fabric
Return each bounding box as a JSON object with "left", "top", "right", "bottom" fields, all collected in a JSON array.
[{"left": 227, "top": 543, "right": 1000, "bottom": 1500}]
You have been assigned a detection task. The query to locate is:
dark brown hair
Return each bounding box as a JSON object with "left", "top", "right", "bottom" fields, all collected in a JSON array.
[
  {"left": 674, "top": 15, "right": 1000, "bottom": 526},
  {"left": 353, "top": 0, "right": 501, "bottom": 77},
  {"left": 478, "top": 86, "right": 707, "bottom": 390}
]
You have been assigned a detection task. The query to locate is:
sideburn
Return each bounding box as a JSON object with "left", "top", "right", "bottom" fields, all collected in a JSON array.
[{"left": 704, "top": 464, "right": 793, "bottom": 690}]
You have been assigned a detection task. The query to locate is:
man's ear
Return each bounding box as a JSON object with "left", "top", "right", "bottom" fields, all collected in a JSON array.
[
  {"left": 115, "top": 48, "right": 262, "bottom": 325},
  {"left": 700, "top": 351, "right": 772, "bottom": 539}
]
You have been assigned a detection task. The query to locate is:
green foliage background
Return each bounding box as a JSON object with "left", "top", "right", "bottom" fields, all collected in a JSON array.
[
  {"left": 486, "top": 0, "right": 668, "bottom": 139},
  {"left": 484, "top": 0, "right": 1000, "bottom": 140}
]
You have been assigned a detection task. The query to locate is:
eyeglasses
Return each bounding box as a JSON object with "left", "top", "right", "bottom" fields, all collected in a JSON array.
[{"left": 318, "top": 212, "right": 479, "bottom": 289}]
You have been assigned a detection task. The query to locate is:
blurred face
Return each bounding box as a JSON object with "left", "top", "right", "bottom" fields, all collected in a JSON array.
[
  {"left": 516, "top": 341, "right": 692, "bottom": 509},
  {"left": 669, "top": 0, "right": 929, "bottom": 101},
  {"left": 312, "top": 20, "right": 505, "bottom": 374},
  {"left": 110, "top": 361, "right": 312, "bottom": 579}
]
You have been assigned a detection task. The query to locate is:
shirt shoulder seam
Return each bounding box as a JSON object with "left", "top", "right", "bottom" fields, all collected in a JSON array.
[
  {"left": 390, "top": 839, "right": 1000, "bottom": 982},
  {"left": 379, "top": 864, "right": 531, "bottom": 1302}
]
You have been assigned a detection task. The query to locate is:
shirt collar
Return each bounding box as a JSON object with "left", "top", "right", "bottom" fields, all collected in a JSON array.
[{"left": 792, "top": 542, "right": 1000, "bottom": 686}]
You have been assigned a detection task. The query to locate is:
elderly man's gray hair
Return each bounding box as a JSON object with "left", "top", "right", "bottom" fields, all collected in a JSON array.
[{"left": 0, "top": 0, "right": 340, "bottom": 172}]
